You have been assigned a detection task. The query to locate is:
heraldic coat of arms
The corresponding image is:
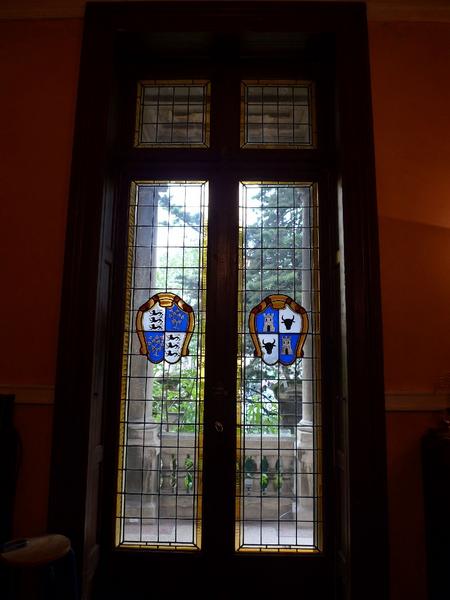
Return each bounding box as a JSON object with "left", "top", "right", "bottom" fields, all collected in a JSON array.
[
  {"left": 249, "top": 294, "right": 309, "bottom": 366},
  {"left": 136, "top": 292, "right": 194, "bottom": 364}
]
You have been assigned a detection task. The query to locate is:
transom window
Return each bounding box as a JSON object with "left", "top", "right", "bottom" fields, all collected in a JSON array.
[
  {"left": 240, "top": 81, "right": 315, "bottom": 148},
  {"left": 134, "top": 81, "right": 211, "bottom": 147}
]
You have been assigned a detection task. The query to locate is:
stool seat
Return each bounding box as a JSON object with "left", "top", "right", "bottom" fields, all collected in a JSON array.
[{"left": 0, "top": 535, "right": 71, "bottom": 568}]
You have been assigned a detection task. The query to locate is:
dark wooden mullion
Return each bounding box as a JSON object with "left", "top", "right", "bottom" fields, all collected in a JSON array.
[
  {"left": 98, "top": 172, "right": 135, "bottom": 556},
  {"left": 116, "top": 157, "right": 327, "bottom": 184},
  {"left": 315, "top": 170, "right": 341, "bottom": 562},
  {"left": 201, "top": 63, "right": 240, "bottom": 564},
  {"left": 334, "top": 8, "right": 388, "bottom": 600},
  {"left": 202, "top": 175, "right": 240, "bottom": 564}
]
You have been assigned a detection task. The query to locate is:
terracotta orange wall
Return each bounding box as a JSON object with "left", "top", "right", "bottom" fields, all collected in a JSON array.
[
  {"left": 1, "top": 16, "right": 449, "bottom": 600},
  {"left": 370, "top": 21, "right": 450, "bottom": 391},
  {"left": 370, "top": 21, "right": 450, "bottom": 600},
  {"left": 0, "top": 18, "right": 82, "bottom": 535}
]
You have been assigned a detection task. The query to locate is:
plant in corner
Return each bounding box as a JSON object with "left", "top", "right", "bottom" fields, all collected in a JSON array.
[
  {"left": 184, "top": 454, "right": 194, "bottom": 493},
  {"left": 260, "top": 455, "right": 269, "bottom": 494},
  {"left": 273, "top": 458, "right": 283, "bottom": 492}
]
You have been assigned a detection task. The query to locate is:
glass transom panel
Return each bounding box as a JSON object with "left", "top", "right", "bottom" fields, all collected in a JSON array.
[
  {"left": 135, "top": 81, "right": 211, "bottom": 147},
  {"left": 116, "top": 181, "right": 208, "bottom": 550},
  {"left": 241, "top": 81, "right": 315, "bottom": 149},
  {"left": 236, "top": 182, "right": 322, "bottom": 552}
]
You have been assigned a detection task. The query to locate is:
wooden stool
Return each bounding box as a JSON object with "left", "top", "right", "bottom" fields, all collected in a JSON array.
[{"left": 0, "top": 535, "right": 77, "bottom": 600}]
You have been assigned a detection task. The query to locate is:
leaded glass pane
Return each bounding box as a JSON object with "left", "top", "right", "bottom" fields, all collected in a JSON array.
[
  {"left": 135, "top": 81, "right": 210, "bottom": 147},
  {"left": 241, "top": 81, "right": 315, "bottom": 149},
  {"left": 236, "top": 182, "right": 322, "bottom": 552},
  {"left": 116, "top": 182, "right": 208, "bottom": 550}
]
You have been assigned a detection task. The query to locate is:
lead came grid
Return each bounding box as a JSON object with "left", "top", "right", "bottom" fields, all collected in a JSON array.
[
  {"left": 236, "top": 182, "right": 322, "bottom": 552},
  {"left": 135, "top": 81, "right": 210, "bottom": 147},
  {"left": 116, "top": 182, "right": 208, "bottom": 550},
  {"left": 241, "top": 81, "right": 314, "bottom": 148}
]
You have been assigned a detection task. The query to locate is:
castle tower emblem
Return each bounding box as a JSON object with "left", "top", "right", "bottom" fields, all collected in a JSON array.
[
  {"left": 249, "top": 294, "right": 309, "bottom": 366},
  {"left": 263, "top": 313, "right": 275, "bottom": 332},
  {"left": 281, "top": 336, "right": 293, "bottom": 355}
]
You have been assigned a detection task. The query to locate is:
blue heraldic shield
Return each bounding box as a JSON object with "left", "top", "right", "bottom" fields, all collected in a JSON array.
[
  {"left": 136, "top": 292, "right": 195, "bottom": 364},
  {"left": 249, "top": 294, "right": 309, "bottom": 366}
]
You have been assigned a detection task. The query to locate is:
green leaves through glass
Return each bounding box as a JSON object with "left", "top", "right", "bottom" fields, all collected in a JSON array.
[
  {"left": 236, "top": 182, "right": 322, "bottom": 552},
  {"left": 116, "top": 182, "right": 208, "bottom": 550}
]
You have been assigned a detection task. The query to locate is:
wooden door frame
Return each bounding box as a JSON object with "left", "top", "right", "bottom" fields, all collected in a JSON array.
[{"left": 49, "top": 3, "right": 388, "bottom": 599}]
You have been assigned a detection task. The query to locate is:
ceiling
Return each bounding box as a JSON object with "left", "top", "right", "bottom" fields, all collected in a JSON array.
[{"left": 0, "top": 0, "right": 449, "bottom": 22}]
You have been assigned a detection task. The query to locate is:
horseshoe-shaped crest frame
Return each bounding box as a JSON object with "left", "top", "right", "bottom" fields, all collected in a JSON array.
[
  {"left": 248, "top": 294, "right": 309, "bottom": 364},
  {"left": 136, "top": 292, "right": 195, "bottom": 363}
]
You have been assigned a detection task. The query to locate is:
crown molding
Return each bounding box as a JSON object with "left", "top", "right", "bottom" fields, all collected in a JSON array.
[{"left": 0, "top": 1, "right": 450, "bottom": 23}]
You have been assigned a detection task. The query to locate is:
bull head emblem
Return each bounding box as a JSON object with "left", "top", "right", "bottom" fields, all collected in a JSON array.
[
  {"left": 281, "top": 315, "right": 295, "bottom": 330},
  {"left": 249, "top": 294, "right": 309, "bottom": 366},
  {"left": 262, "top": 339, "right": 276, "bottom": 354}
]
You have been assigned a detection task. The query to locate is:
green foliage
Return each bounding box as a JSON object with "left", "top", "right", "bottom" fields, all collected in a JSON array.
[
  {"left": 260, "top": 472, "right": 269, "bottom": 492},
  {"left": 273, "top": 458, "right": 283, "bottom": 490},
  {"left": 170, "top": 455, "right": 177, "bottom": 489},
  {"left": 184, "top": 454, "right": 194, "bottom": 493},
  {"left": 149, "top": 185, "right": 310, "bottom": 435},
  {"left": 152, "top": 366, "right": 199, "bottom": 433},
  {"left": 241, "top": 186, "right": 308, "bottom": 432},
  {"left": 150, "top": 190, "right": 204, "bottom": 434},
  {"left": 273, "top": 473, "right": 283, "bottom": 490},
  {"left": 244, "top": 388, "right": 279, "bottom": 434},
  {"left": 260, "top": 455, "right": 270, "bottom": 491},
  {"left": 243, "top": 185, "right": 305, "bottom": 313}
]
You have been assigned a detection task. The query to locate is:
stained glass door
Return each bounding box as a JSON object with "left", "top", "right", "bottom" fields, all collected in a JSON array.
[{"left": 116, "top": 179, "right": 322, "bottom": 554}]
